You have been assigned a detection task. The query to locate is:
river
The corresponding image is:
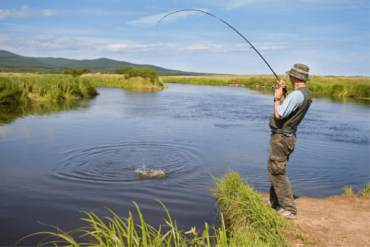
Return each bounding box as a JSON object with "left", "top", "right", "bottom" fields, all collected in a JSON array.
[{"left": 1, "top": 83, "right": 369, "bottom": 245}]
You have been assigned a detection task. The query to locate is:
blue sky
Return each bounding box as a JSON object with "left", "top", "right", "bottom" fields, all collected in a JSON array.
[{"left": 0, "top": 0, "right": 368, "bottom": 76}]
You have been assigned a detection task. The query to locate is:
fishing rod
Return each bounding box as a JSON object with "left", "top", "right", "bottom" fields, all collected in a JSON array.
[{"left": 156, "top": 9, "right": 281, "bottom": 82}]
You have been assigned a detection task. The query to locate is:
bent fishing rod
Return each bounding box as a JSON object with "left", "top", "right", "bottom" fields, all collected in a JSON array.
[{"left": 156, "top": 9, "right": 281, "bottom": 82}]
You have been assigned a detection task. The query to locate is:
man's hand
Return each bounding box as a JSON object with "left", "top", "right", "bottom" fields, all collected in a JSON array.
[
  {"left": 278, "top": 80, "right": 286, "bottom": 89},
  {"left": 274, "top": 88, "right": 283, "bottom": 99}
]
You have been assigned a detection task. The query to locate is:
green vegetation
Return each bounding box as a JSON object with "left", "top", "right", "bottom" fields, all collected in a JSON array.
[
  {"left": 162, "top": 75, "right": 370, "bottom": 98},
  {"left": 0, "top": 74, "right": 98, "bottom": 106},
  {"left": 19, "top": 171, "right": 308, "bottom": 247},
  {"left": 0, "top": 71, "right": 165, "bottom": 105},
  {"left": 64, "top": 68, "right": 92, "bottom": 77},
  {"left": 357, "top": 182, "right": 370, "bottom": 196},
  {"left": 342, "top": 186, "right": 354, "bottom": 196},
  {"left": 342, "top": 182, "right": 370, "bottom": 196},
  {"left": 114, "top": 66, "right": 160, "bottom": 83},
  {"left": 17, "top": 200, "right": 230, "bottom": 246},
  {"left": 210, "top": 170, "right": 305, "bottom": 246},
  {"left": 115, "top": 66, "right": 135, "bottom": 74}
]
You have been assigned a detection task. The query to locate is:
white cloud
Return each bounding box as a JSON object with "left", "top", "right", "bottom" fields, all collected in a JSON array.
[
  {"left": 126, "top": 9, "right": 209, "bottom": 26},
  {"left": 0, "top": 33, "right": 367, "bottom": 76},
  {"left": 0, "top": 5, "right": 57, "bottom": 20}
]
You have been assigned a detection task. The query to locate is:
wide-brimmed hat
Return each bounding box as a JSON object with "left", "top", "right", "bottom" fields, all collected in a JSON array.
[{"left": 286, "top": 63, "right": 310, "bottom": 81}]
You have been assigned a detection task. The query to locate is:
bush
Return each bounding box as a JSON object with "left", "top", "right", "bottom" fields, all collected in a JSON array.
[
  {"left": 124, "top": 67, "right": 159, "bottom": 84},
  {"left": 115, "top": 66, "right": 135, "bottom": 75},
  {"left": 63, "top": 68, "right": 92, "bottom": 77}
]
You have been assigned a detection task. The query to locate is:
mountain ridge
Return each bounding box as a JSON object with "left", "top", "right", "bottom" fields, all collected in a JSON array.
[{"left": 0, "top": 50, "right": 211, "bottom": 75}]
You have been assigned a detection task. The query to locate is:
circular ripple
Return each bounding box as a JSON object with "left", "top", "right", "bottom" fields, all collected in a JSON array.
[{"left": 53, "top": 142, "right": 200, "bottom": 183}]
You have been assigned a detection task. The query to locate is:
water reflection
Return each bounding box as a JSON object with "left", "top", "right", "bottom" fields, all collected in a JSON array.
[{"left": 0, "top": 101, "right": 89, "bottom": 124}]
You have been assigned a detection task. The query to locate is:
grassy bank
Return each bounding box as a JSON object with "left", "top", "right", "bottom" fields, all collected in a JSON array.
[
  {"left": 0, "top": 73, "right": 99, "bottom": 106},
  {"left": 0, "top": 72, "right": 164, "bottom": 106},
  {"left": 83, "top": 73, "right": 164, "bottom": 90},
  {"left": 18, "top": 171, "right": 307, "bottom": 246},
  {"left": 162, "top": 75, "right": 370, "bottom": 98}
]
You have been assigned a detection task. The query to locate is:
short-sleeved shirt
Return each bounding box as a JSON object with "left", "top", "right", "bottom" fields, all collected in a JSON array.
[{"left": 270, "top": 90, "right": 304, "bottom": 136}]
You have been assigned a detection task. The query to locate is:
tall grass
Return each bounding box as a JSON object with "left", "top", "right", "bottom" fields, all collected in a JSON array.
[
  {"left": 210, "top": 170, "right": 296, "bottom": 246},
  {"left": 83, "top": 73, "right": 164, "bottom": 90},
  {"left": 17, "top": 200, "right": 229, "bottom": 247},
  {"left": 0, "top": 74, "right": 98, "bottom": 105},
  {"left": 162, "top": 75, "right": 370, "bottom": 98}
]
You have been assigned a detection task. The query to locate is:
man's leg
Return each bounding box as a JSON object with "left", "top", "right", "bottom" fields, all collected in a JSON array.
[{"left": 267, "top": 133, "right": 297, "bottom": 215}]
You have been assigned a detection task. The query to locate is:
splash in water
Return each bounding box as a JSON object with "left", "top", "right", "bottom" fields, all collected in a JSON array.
[{"left": 135, "top": 161, "right": 166, "bottom": 178}]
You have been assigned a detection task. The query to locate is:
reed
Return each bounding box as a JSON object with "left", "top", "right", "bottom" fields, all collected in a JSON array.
[
  {"left": 0, "top": 72, "right": 164, "bottom": 106},
  {"left": 0, "top": 73, "right": 98, "bottom": 105},
  {"left": 162, "top": 75, "right": 370, "bottom": 98}
]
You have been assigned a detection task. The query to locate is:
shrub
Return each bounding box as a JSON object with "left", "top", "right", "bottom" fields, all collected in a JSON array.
[
  {"left": 115, "top": 66, "right": 135, "bottom": 75},
  {"left": 124, "top": 67, "right": 159, "bottom": 84},
  {"left": 64, "top": 68, "right": 92, "bottom": 77}
]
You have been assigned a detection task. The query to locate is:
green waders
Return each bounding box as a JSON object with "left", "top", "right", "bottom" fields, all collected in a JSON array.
[{"left": 267, "top": 132, "right": 297, "bottom": 215}]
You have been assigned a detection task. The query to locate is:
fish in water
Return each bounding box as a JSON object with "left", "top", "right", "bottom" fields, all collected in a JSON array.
[{"left": 135, "top": 164, "right": 166, "bottom": 178}]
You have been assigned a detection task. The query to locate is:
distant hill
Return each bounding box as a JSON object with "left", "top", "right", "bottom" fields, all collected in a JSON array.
[{"left": 0, "top": 50, "right": 211, "bottom": 75}]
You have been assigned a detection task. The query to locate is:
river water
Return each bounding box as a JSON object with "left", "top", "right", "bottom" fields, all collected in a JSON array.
[{"left": 1, "top": 83, "right": 369, "bottom": 245}]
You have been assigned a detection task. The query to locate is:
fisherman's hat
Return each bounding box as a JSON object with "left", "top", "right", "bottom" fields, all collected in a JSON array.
[{"left": 286, "top": 63, "right": 310, "bottom": 81}]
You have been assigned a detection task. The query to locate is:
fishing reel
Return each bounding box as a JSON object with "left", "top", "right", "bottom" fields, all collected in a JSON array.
[{"left": 271, "top": 85, "right": 288, "bottom": 94}]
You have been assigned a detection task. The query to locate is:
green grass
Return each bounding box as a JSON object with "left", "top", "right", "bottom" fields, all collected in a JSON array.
[
  {"left": 17, "top": 200, "right": 230, "bottom": 247},
  {"left": 343, "top": 182, "right": 370, "bottom": 197},
  {"left": 342, "top": 186, "right": 354, "bottom": 196},
  {"left": 0, "top": 74, "right": 99, "bottom": 105},
  {"left": 210, "top": 170, "right": 303, "bottom": 247},
  {"left": 162, "top": 74, "right": 370, "bottom": 98},
  {"left": 18, "top": 171, "right": 309, "bottom": 247},
  {"left": 0, "top": 72, "right": 164, "bottom": 105}
]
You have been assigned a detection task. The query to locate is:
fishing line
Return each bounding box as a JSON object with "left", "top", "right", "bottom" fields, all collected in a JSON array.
[{"left": 156, "top": 9, "right": 280, "bottom": 81}]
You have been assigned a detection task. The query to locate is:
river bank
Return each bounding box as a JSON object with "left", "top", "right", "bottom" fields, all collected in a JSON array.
[
  {"left": 161, "top": 74, "right": 370, "bottom": 99},
  {"left": 259, "top": 193, "right": 370, "bottom": 246},
  {"left": 0, "top": 72, "right": 164, "bottom": 106}
]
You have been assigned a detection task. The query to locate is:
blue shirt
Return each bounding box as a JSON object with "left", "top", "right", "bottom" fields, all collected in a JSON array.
[{"left": 271, "top": 90, "right": 304, "bottom": 136}]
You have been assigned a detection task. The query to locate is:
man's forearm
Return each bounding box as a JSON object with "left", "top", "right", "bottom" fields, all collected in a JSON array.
[{"left": 274, "top": 101, "right": 281, "bottom": 120}]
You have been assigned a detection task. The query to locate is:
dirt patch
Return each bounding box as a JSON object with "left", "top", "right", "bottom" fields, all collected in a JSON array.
[{"left": 259, "top": 193, "right": 370, "bottom": 246}]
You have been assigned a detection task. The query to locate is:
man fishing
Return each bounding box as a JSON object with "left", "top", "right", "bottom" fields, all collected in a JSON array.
[{"left": 267, "top": 63, "right": 312, "bottom": 220}]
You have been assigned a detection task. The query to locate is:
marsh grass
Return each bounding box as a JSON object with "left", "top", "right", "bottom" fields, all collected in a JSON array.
[
  {"left": 210, "top": 170, "right": 302, "bottom": 246},
  {"left": 162, "top": 75, "right": 370, "bottom": 98},
  {"left": 83, "top": 73, "right": 164, "bottom": 90},
  {"left": 0, "top": 73, "right": 98, "bottom": 105},
  {"left": 343, "top": 182, "right": 370, "bottom": 197}
]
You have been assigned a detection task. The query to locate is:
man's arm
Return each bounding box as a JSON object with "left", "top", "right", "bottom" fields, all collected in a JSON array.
[{"left": 274, "top": 88, "right": 283, "bottom": 120}]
